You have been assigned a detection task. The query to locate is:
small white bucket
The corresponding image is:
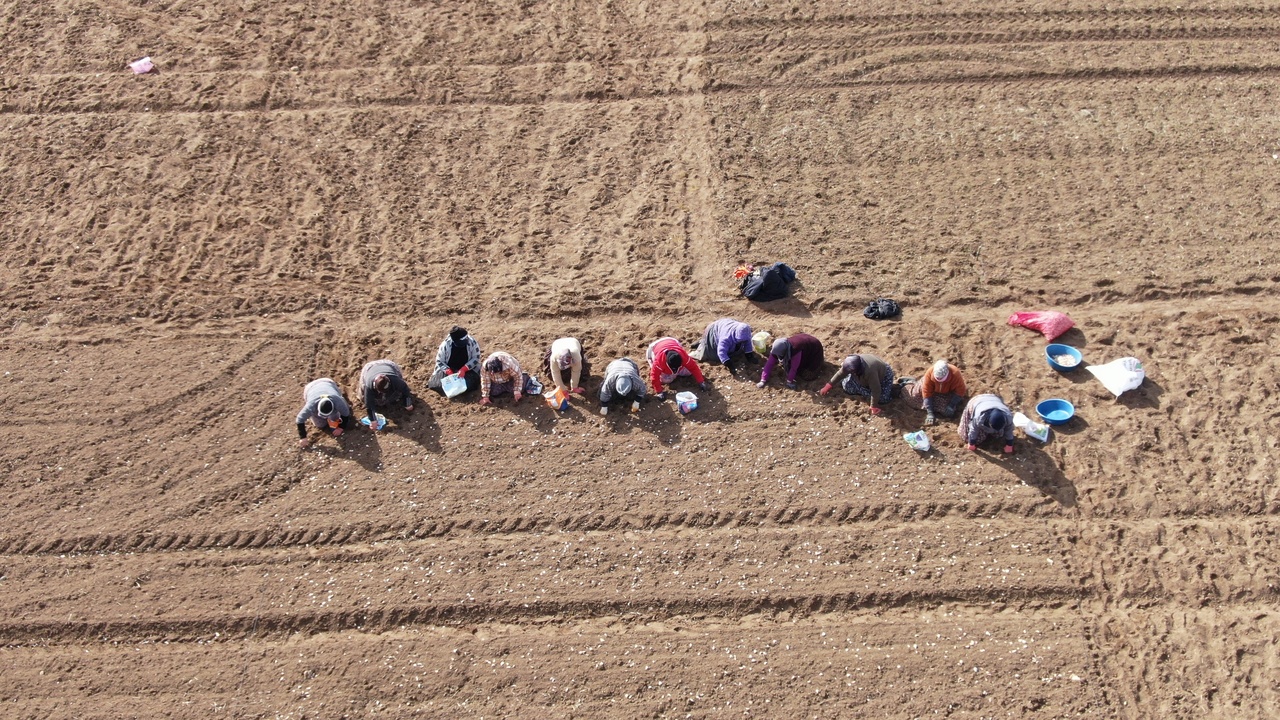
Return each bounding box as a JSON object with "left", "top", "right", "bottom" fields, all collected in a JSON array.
[{"left": 675, "top": 391, "right": 698, "bottom": 414}]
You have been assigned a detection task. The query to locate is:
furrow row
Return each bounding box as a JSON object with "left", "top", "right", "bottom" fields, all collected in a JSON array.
[
  {"left": 0, "top": 499, "right": 1051, "bottom": 556},
  {"left": 708, "top": 23, "right": 1280, "bottom": 55},
  {"left": 0, "top": 589, "right": 1081, "bottom": 646}
]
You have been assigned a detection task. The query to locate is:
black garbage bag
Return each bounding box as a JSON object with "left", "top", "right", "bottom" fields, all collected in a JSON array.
[
  {"left": 863, "top": 298, "right": 901, "bottom": 320},
  {"left": 740, "top": 263, "right": 797, "bottom": 302}
]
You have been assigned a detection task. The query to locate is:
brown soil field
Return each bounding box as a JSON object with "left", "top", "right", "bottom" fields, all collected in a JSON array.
[{"left": 3, "top": 0, "right": 1280, "bottom": 717}]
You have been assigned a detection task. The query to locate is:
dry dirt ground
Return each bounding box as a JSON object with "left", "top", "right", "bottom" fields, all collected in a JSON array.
[{"left": 3, "top": 0, "right": 1280, "bottom": 717}]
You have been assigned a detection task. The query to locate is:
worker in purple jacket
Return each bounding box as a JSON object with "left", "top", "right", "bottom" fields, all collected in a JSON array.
[
  {"left": 690, "top": 318, "right": 756, "bottom": 370},
  {"left": 757, "top": 333, "right": 824, "bottom": 390}
]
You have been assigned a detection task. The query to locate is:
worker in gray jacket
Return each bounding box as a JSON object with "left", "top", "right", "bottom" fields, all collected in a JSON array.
[
  {"left": 958, "top": 393, "right": 1016, "bottom": 454},
  {"left": 359, "top": 359, "right": 415, "bottom": 429},
  {"left": 598, "top": 357, "right": 647, "bottom": 415},
  {"left": 296, "top": 378, "right": 354, "bottom": 448}
]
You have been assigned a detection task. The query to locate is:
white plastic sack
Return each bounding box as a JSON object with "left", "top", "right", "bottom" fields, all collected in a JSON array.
[
  {"left": 1013, "top": 412, "right": 1050, "bottom": 443},
  {"left": 904, "top": 430, "right": 930, "bottom": 451},
  {"left": 441, "top": 373, "right": 467, "bottom": 399},
  {"left": 1087, "top": 357, "right": 1145, "bottom": 397}
]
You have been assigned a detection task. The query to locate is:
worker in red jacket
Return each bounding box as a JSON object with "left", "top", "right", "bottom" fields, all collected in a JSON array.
[{"left": 645, "top": 337, "right": 708, "bottom": 400}]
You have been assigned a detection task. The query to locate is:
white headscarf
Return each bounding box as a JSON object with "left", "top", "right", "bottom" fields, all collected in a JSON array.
[{"left": 932, "top": 360, "right": 951, "bottom": 381}]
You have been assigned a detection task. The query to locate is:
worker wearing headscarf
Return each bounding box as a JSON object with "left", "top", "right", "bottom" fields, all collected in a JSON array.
[
  {"left": 542, "top": 337, "right": 590, "bottom": 394},
  {"left": 479, "top": 351, "right": 541, "bottom": 405},
  {"left": 646, "top": 337, "right": 707, "bottom": 400},
  {"left": 821, "top": 353, "right": 895, "bottom": 414},
  {"left": 358, "top": 359, "right": 414, "bottom": 429},
  {"left": 958, "top": 394, "right": 1015, "bottom": 453},
  {"left": 757, "top": 333, "right": 824, "bottom": 390},
  {"left": 428, "top": 326, "right": 482, "bottom": 396},
  {"left": 598, "top": 357, "right": 647, "bottom": 414},
  {"left": 295, "top": 378, "right": 354, "bottom": 448},
  {"left": 901, "top": 359, "right": 968, "bottom": 425},
  {"left": 689, "top": 318, "right": 755, "bottom": 369}
]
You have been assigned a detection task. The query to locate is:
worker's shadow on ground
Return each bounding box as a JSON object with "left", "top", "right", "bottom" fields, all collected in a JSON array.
[
  {"left": 323, "top": 430, "right": 383, "bottom": 472},
  {"left": 979, "top": 443, "right": 1078, "bottom": 508},
  {"left": 609, "top": 402, "right": 684, "bottom": 446},
  {"left": 599, "top": 381, "right": 705, "bottom": 446},
  {"left": 492, "top": 394, "right": 560, "bottom": 435},
  {"left": 681, "top": 382, "right": 731, "bottom": 427},
  {"left": 509, "top": 392, "right": 609, "bottom": 436},
  {"left": 394, "top": 404, "right": 443, "bottom": 454}
]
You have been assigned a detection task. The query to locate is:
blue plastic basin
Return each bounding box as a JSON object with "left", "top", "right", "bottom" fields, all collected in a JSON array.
[
  {"left": 1045, "top": 344, "right": 1083, "bottom": 372},
  {"left": 1036, "top": 398, "right": 1076, "bottom": 425}
]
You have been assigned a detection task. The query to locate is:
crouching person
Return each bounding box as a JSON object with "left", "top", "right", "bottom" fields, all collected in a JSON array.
[
  {"left": 646, "top": 337, "right": 707, "bottom": 400},
  {"left": 428, "top": 326, "right": 481, "bottom": 397},
  {"left": 479, "top": 352, "right": 542, "bottom": 406},
  {"left": 296, "top": 378, "right": 354, "bottom": 448},
  {"left": 902, "top": 359, "right": 968, "bottom": 425},
  {"left": 359, "top": 359, "right": 414, "bottom": 430},
  {"left": 959, "top": 394, "right": 1015, "bottom": 454},
  {"left": 543, "top": 337, "right": 590, "bottom": 395},
  {"left": 598, "top": 357, "right": 647, "bottom": 415},
  {"left": 689, "top": 318, "right": 755, "bottom": 370},
  {"left": 822, "top": 353, "right": 895, "bottom": 415},
  {"left": 758, "top": 333, "right": 824, "bottom": 390}
]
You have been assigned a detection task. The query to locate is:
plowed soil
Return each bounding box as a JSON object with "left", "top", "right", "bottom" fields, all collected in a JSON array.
[{"left": 3, "top": 1, "right": 1280, "bottom": 717}]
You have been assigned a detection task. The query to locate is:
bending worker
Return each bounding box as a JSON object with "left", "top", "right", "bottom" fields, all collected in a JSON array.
[
  {"left": 646, "top": 336, "right": 707, "bottom": 400},
  {"left": 959, "top": 393, "right": 1015, "bottom": 454},
  {"left": 689, "top": 318, "right": 755, "bottom": 370},
  {"left": 359, "top": 359, "right": 414, "bottom": 429},
  {"left": 822, "top": 353, "right": 895, "bottom": 415},
  {"left": 598, "top": 357, "right": 647, "bottom": 415},
  {"left": 758, "top": 333, "right": 824, "bottom": 390},
  {"left": 480, "top": 351, "right": 537, "bottom": 406},
  {"left": 427, "top": 326, "right": 482, "bottom": 396},
  {"left": 295, "top": 378, "right": 354, "bottom": 448},
  {"left": 544, "top": 337, "right": 589, "bottom": 395},
  {"left": 903, "top": 359, "right": 968, "bottom": 425}
]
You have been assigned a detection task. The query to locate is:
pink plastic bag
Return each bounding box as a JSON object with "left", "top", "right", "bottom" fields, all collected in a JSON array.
[{"left": 1008, "top": 311, "right": 1074, "bottom": 341}]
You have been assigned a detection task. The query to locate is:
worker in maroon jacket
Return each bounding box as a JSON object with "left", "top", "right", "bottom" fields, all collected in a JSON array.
[{"left": 757, "top": 333, "right": 824, "bottom": 390}]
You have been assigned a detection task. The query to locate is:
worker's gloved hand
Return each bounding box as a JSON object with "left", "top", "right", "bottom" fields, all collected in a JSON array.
[
  {"left": 479, "top": 397, "right": 492, "bottom": 406},
  {"left": 925, "top": 411, "right": 937, "bottom": 426},
  {"left": 513, "top": 391, "right": 523, "bottom": 403},
  {"left": 945, "top": 397, "right": 963, "bottom": 417},
  {"left": 600, "top": 406, "right": 609, "bottom": 416},
  {"left": 458, "top": 366, "right": 468, "bottom": 377},
  {"left": 698, "top": 381, "right": 708, "bottom": 391},
  {"left": 631, "top": 401, "right": 641, "bottom": 413},
  {"left": 756, "top": 381, "right": 766, "bottom": 389},
  {"left": 1003, "top": 444, "right": 1014, "bottom": 454},
  {"left": 966, "top": 443, "right": 977, "bottom": 452},
  {"left": 405, "top": 403, "right": 414, "bottom": 413},
  {"left": 819, "top": 383, "right": 832, "bottom": 396},
  {"left": 785, "top": 381, "right": 798, "bottom": 390},
  {"left": 572, "top": 387, "right": 585, "bottom": 395},
  {"left": 332, "top": 427, "right": 344, "bottom": 437},
  {"left": 298, "top": 438, "right": 311, "bottom": 449},
  {"left": 655, "top": 391, "right": 667, "bottom": 401},
  {"left": 869, "top": 406, "right": 882, "bottom": 416}
]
